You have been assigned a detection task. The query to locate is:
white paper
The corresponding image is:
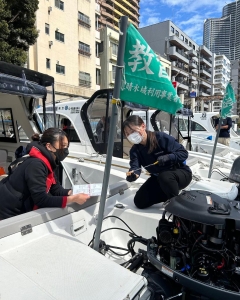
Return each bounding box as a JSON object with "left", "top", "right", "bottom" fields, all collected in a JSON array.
[{"left": 72, "top": 183, "right": 107, "bottom": 196}]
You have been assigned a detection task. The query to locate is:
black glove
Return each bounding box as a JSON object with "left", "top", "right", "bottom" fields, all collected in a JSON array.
[
  {"left": 126, "top": 172, "right": 138, "bottom": 182},
  {"left": 157, "top": 154, "right": 170, "bottom": 166}
]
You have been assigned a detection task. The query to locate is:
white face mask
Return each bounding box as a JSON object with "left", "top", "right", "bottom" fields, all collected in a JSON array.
[{"left": 127, "top": 132, "right": 143, "bottom": 144}]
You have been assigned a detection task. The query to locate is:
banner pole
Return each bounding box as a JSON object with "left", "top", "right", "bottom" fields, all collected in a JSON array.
[
  {"left": 93, "top": 16, "right": 128, "bottom": 251},
  {"left": 208, "top": 117, "right": 222, "bottom": 178}
]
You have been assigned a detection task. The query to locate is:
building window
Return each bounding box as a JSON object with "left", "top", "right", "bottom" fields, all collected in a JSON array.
[
  {"left": 55, "top": 31, "right": 64, "bottom": 42},
  {"left": 185, "top": 38, "right": 188, "bottom": 44},
  {"left": 110, "top": 42, "right": 118, "bottom": 56},
  {"left": 112, "top": 65, "right": 116, "bottom": 81},
  {"left": 171, "top": 26, "right": 174, "bottom": 33},
  {"left": 55, "top": 0, "right": 64, "bottom": 10},
  {"left": 175, "top": 30, "right": 179, "bottom": 37},
  {"left": 56, "top": 64, "right": 65, "bottom": 74},
  {"left": 79, "top": 42, "right": 91, "bottom": 56},
  {"left": 45, "top": 23, "right": 50, "bottom": 35},
  {"left": 46, "top": 58, "right": 51, "bottom": 69},
  {"left": 96, "top": 69, "right": 101, "bottom": 85},
  {"left": 193, "top": 44, "right": 195, "bottom": 50},
  {"left": 79, "top": 71, "right": 91, "bottom": 87},
  {"left": 181, "top": 34, "right": 184, "bottom": 41},
  {"left": 78, "top": 11, "right": 91, "bottom": 28},
  {"left": 189, "top": 42, "right": 192, "bottom": 47}
]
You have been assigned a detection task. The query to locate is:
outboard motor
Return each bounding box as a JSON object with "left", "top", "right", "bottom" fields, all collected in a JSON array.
[
  {"left": 146, "top": 190, "right": 240, "bottom": 300},
  {"left": 229, "top": 156, "right": 240, "bottom": 184}
]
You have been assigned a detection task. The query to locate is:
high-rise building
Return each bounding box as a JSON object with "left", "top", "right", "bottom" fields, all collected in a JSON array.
[
  {"left": 28, "top": 0, "right": 101, "bottom": 101},
  {"left": 203, "top": 0, "right": 240, "bottom": 61},
  {"left": 211, "top": 54, "right": 231, "bottom": 112},
  {"left": 231, "top": 60, "right": 240, "bottom": 114},
  {"left": 98, "top": 0, "right": 140, "bottom": 30},
  {"left": 139, "top": 21, "right": 214, "bottom": 111}
]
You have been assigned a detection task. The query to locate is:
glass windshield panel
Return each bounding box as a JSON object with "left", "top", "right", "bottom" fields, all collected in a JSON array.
[
  {"left": 39, "top": 113, "right": 81, "bottom": 142},
  {"left": 0, "top": 108, "right": 17, "bottom": 143},
  {"left": 87, "top": 93, "right": 121, "bottom": 143}
]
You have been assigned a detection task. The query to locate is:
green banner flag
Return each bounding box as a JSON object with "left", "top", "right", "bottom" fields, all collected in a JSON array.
[
  {"left": 120, "top": 23, "right": 182, "bottom": 115},
  {"left": 220, "top": 82, "right": 236, "bottom": 118}
]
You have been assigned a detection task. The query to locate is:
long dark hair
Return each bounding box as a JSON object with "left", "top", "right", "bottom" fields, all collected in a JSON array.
[
  {"left": 32, "top": 128, "right": 69, "bottom": 150},
  {"left": 123, "top": 115, "right": 158, "bottom": 153}
]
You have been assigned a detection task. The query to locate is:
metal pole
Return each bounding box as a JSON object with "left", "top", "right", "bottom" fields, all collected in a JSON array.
[
  {"left": 93, "top": 16, "right": 128, "bottom": 251},
  {"left": 208, "top": 117, "right": 222, "bottom": 178},
  {"left": 52, "top": 83, "right": 56, "bottom": 127}
]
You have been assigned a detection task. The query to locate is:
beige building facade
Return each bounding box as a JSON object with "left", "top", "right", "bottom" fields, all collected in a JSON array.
[{"left": 28, "top": 0, "right": 100, "bottom": 101}]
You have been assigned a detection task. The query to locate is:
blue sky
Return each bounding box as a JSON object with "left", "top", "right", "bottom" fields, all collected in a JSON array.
[{"left": 139, "top": 0, "right": 235, "bottom": 45}]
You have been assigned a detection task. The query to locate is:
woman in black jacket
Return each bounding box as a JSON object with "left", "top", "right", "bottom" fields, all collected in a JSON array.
[
  {"left": 0, "top": 128, "right": 90, "bottom": 220},
  {"left": 124, "top": 115, "right": 192, "bottom": 209}
]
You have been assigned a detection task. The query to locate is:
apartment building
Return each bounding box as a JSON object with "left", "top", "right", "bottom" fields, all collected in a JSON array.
[
  {"left": 231, "top": 60, "right": 240, "bottom": 115},
  {"left": 98, "top": 0, "right": 139, "bottom": 30},
  {"left": 28, "top": 0, "right": 100, "bottom": 101},
  {"left": 139, "top": 21, "right": 213, "bottom": 110},
  {"left": 210, "top": 54, "right": 231, "bottom": 112},
  {"left": 99, "top": 27, "right": 171, "bottom": 89},
  {"left": 204, "top": 0, "right": 240, "bottom": 61}
]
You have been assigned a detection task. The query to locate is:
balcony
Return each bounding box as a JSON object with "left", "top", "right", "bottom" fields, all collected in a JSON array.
[
  {"left": 200, "top": 80, "right": 211, "bottom": 89},
  {"left": 171, "top": 61, "right": 189, "bottom": 77},
  {"left": 176, "top": 79, "right": 189, "bottom": 91},
  {"left": 189, "top": 74, "right": 197, "bottom": 81},
  {"left": 200, "top": 57, "right": 212, "bottom": 68},
  {"left": 191, "top": 68, "right": 198, "bottom": 75},
  {"left": 189, "top": 83, "right": 197, "bottom": 90},
  {"left": 214, "top": 88, "right": 224, "bottom": 95},
  {"left": 169, "top": 46, "right": 189, "bottom": 64},
  {"left": 214, "top": 69, "right": 223, "bottom": 75},
  {"left": 215, "top": 60, "right": 224, "bottom": 67},
  {"left": 199, "top": 45, "right": 212, "bottom": 58},
  {"left": 200, "top": 67, "right": 211, "bottom": 78},
  {"left": 199, "top": 90, "right": 210, "bottom": 97},
  {"left": 169, "top": 35, "right": 190, "bottom": 51},
  {"left": 187, "top": 49, "right": 198, "bottom": 57},
  {"left": 189, "top": 60, "right": 198, "bottom": 69}
]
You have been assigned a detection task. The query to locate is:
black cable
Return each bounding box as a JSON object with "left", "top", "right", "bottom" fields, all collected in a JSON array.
[
  {"left": 211, "top": 168, "right": 228, "bottom": 179},
  {"left": 102, "top": 215, "right": 138, "bottom": 236},
  {"left": 127, "top": 237, "right": 148, "bottom": 256},
  {"left": 107, "top": 244, "right": 129, "bottom": 251},
  {"left": 88, "top": 227, "right": 138, "bottom": 247},
  {"left": 108, "top": 248, "right": 130, "bottom": 257}
]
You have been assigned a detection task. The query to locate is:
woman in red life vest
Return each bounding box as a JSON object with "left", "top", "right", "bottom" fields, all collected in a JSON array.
[{"left": 0, "top": 128, "right": 90, "bottom": 219}]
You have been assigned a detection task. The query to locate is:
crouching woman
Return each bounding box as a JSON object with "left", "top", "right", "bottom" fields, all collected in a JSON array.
[
  {"left": 124, "top": 116, "right": 192, "bottom": 209},
  {"left": 0, "top": 128, "right": 90, "bottom": 220}
]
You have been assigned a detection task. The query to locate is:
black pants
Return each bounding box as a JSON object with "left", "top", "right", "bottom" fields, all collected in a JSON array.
[{"left": 134, "top": 169, "right": 192, "bottom": 209}]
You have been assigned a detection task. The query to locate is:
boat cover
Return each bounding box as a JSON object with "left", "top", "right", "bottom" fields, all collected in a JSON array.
[{"left": 0, "top": 72, "right": 47, "bottom": 98}]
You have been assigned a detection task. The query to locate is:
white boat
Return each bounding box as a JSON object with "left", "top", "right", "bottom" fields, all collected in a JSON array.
[{"left": 0, "top": 64, "right": 239, "bottom": 299}]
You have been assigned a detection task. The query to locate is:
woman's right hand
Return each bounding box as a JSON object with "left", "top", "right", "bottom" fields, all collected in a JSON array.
[{"left": 67, "top": 193, "right": 90, "bottom": 205}]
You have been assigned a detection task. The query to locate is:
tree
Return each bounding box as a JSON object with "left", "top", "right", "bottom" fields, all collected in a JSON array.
[{"left": 0, "top": 0, "right": 39, "bottom": 66}]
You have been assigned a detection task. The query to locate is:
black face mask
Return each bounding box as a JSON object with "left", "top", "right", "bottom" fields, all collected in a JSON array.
[{"left": 52, "top": 146, "right": 69, "bottom": 161}]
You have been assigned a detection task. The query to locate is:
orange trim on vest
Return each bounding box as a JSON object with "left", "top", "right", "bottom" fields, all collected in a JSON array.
[{"left": 29, "top": 147, "right": 56, "bottom": 210}]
